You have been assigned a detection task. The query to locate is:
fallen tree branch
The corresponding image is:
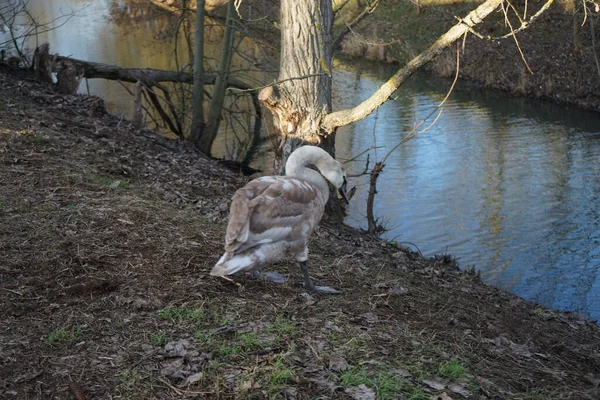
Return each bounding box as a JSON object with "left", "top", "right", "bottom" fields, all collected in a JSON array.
[
  {"left": 52, "top": 55, "right": 253, "bottom": 92},
  {"left": 49, "top": 54, "right": 262, "bottom": 144}
]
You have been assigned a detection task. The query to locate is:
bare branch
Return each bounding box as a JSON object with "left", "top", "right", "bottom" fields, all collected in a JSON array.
[
  {"left": 332, "top": 0, "right": 381, "bottom": 51},
  {"left": 322, "top": 0, "right": 504, "bottom": 133},
  {"left": 231, "top": 72, "right": 328, "bottom": 93},
  {"left": 462, "top": 0, "right": 554, "bottom": 40},
  {"left": 365, "top": 43, "right": 461, "bottom": 233}
]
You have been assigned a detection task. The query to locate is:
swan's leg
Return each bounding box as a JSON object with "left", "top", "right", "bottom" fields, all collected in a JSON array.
[
  {"left": 299, "top": 261, "right": 342, "bottom": 295},
  {"left": 250, "top": 270, "right": 289, "bottom": 284}
]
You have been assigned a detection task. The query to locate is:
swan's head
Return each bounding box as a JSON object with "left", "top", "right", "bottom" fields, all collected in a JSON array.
[
  {"left": 286, "top": 145, "right": 350, "bottom": 204},
  {"left": 320, "top": 158, "right": 349, "bottom": 205}
]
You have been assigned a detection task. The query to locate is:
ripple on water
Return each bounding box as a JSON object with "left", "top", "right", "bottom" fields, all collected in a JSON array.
[{"left": 337, "top": 66, "right": 600, "bottom": 321}]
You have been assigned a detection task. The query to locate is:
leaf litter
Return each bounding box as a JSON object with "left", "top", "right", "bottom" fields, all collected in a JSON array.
[{"left": 1, "top": 69, "right": 600, "bottom": 399}]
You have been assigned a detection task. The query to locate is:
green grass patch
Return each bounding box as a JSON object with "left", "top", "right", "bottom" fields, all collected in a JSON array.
[
  {"left": 119, "top": 369, "right": 145, "bottom": 390},
  {"left": 238, "top": 332, "right": 267, "bottom": 350},
  {"left": 158, "top": 306, "right": 205, "bottom": 323},
  {"left": 403, "top": 387, "right": 430, "bottom": 400},
  {"left": 213, "top": 342, "right": 241, "bottom": 360},
  {"left": 84, "top": 172, "right": 130, "bottom": 189},
  {"left": 194, "top": 330, "right": 268, "bottom": 361},
  {"left": 439, "top": 359, "right": 467, "bottom": 380},
  {"left": 194, "top": 330, "right": 215, "bottom": 345},
  {"left": 337, "top": 365, "right": 431, "bottom": 400},
  {"left": 45, "top": 327, "right": 83, "bottom": 346},
  {"left": 339, "top": 367, "right": 406, "bottom": 400},
  {"left": 265, "top": 356, "right": 295, "bottom": 391},
  {"left": 342, "top": 332, "right": 372, "bottom": 349},
  {"left": 150, "top": 331, "right": 167, "bottom": 346},
  {"left": 268, "top": 314, "right": 297, "bottom": 335}
]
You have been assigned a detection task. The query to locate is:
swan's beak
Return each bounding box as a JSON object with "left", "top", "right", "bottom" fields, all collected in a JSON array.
[{"left": 338, "top": 181, "right": 349, "bottom": 205}]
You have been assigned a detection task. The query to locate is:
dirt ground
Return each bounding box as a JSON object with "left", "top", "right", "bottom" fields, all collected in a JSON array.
[{"left": 1, "top": 68, "right": 600, "bottom": 399}]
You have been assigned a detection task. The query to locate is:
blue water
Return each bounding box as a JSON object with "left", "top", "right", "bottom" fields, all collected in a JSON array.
[{"left": 334, "top": 61, "right": 600, "bottom": 321}]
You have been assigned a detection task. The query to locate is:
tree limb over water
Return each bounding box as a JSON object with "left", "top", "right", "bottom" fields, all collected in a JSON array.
[{"left": 321, "top": 0, "right": 505, "bottom": 133}]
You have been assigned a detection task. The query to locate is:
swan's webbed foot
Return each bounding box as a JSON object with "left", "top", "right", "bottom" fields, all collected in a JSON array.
[
  {"left": 299, "top": 260, "right": 343, "bottom": 295},
  {"left": 309, "top": 285, "right": 343, "bottom": 295},
  {"left": 249, "top": 270, "right": 289, "bottom": 284}
]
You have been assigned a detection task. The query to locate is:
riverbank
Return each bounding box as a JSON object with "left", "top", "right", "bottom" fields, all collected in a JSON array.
[
  {"left": 338, "top": 0, "right": 600, "bottom": 112},
  {"left": 1, "top": 69, "right": 600, "bottom": 399}
]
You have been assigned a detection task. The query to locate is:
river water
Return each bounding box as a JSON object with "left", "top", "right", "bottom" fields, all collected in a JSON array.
[{"left": 5, "top": 0, "right": 600, "bottom": 321}]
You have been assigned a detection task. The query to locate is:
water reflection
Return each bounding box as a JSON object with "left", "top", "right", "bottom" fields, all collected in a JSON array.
[
  {"left": 11, "top": 0, "right": 272, "bottom": 160},
  {"left": 334, "top": 61, "right": 600, "bottom": 320}
]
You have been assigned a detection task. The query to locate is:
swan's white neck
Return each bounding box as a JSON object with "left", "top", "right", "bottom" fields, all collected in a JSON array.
[{"left": 285, "top": 147, "right": 331, "bottom": 199}]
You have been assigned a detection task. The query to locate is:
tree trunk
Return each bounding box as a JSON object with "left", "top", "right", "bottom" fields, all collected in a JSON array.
[
  {"left": 190, "top": 0, "right": 206, "bottom": 144},
  {"left": 259, "top": 0, "right": 334, "bottom": 174},
  {"left": 197, "top": 0, "right": 236, "bottom": 155}
]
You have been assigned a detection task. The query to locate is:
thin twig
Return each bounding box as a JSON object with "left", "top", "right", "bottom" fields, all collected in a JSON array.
[
  {"left": 502, "top": 0, "right": 533, "bottom": 74},
  {"left": 365, "top": 43, "right": 462, "bottom": 233},
  {"left": 458, "top": 0, "right": 554, "bottom": 41},
  {"left": 339, "top": 145, "right": 384, "bottom": 164},
  {"left": 228, "top": 73, "right": 327, "bottom": 93}
]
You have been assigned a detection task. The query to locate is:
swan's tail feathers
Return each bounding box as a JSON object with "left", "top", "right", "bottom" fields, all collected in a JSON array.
[{"left": 210, "top": 252, "right": 254, "bottom": 277}]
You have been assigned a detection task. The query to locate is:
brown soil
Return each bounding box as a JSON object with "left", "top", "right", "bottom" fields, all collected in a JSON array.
[{"left": 1, "top": 68, "right": 600, "bottom": 399}]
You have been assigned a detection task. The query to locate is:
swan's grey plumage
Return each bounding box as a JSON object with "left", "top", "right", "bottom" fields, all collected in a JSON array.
[{"left": 211, "top": 145, "right": 348, "bottom": 294}]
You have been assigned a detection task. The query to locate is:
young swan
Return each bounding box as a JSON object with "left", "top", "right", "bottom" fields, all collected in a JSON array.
[{"left": 211, "top": 145, "right": 349, "bottom": 294}]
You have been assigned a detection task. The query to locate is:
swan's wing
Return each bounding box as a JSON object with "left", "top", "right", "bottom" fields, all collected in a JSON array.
[{"left": 224, "top": 177, "right": 324, "bottom": 252}]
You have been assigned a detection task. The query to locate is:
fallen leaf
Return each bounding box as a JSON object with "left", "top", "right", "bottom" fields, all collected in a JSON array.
[
  {"left": 304, "top": 377, "right": 339, "bottom": 392},
  {"left": 422, "top": 376, "right": 449, "bottom": 390},
  {"left": 164, "top": 339, "right": 191, "bottom": 357},
  {"left": 160, "top": 357, "right": 185, "bottom": 378},
  {"left": 241, "top": 380, "right": 253, "bottom": 390},
  {"left": 359, "top": 312, "right": 378, "bottom": 324},
  {"left": 328, "top": 355, "right": 349, "bottom": 372},
  {"left": 182, "top": 372, "right": 204, "bottom": 386},
  {"left": 509, "top": 341, "right": 532, "bottom": 358},
  {"left": 388, "top": 285, "right": 408, "bottom": 296},
  {"left": 448, "top": 382, "right": 471, "bottom": 397},
  {"left": 300, "top": 292, "right": 316, "bottom": 303},
  {"left": 345, "top": 384, "right": 376, "bottom": 400}
]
